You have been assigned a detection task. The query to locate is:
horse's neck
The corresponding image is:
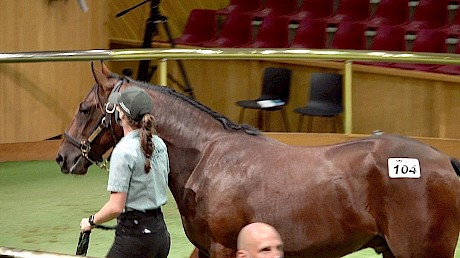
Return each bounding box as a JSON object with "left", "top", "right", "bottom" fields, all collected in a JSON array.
[
  {"left": 149, "top": 89, "right": 230, "bottom": 208},
  {"left": 151, "top": 90, "right": 227, "bottom": 149}
]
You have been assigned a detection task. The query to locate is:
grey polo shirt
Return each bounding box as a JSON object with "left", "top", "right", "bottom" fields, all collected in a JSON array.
[{"left": 107, "top": 129, "right": 170, "bottom": 212}]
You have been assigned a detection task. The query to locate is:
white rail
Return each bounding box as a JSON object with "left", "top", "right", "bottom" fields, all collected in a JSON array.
[{"left": 0, "top": 246, "right": 85, "bottom": 258}]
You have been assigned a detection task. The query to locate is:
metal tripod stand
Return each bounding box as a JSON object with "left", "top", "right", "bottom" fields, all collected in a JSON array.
[{"left": 116, "top": 0, "right": 194, "bottom": 99}]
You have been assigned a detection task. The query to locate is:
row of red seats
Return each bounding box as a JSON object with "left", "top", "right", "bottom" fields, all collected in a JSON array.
[
  {"left": 216, "top": 0, "right": 333, "bottom": 21},
  {"left": 173, "top": 11, "right": 459, "bottom": 50},
  {"left": 173, "top": 0, "right": 460, "bottom": 75},
  {"left": 214, "top": 0, "right": 459, "bottom": 33},
  {"left": 175, "top": 0, "right": 460, "bottom": 47}
]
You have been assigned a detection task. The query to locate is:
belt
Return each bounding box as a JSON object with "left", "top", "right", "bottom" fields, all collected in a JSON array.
[
  {"left": 145, "top": 208, "right": 162, "bottom": 216},
  {"left": 119, "top": 208, "right": 162, "bottom": 220}
]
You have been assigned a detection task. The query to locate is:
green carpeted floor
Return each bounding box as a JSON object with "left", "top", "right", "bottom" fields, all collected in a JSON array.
[
  {"left": 0, "top": 160, "right": 194, "bottom": 257},
  {"left": 1, "top": 160, "right": 459, "bottom": 257}
]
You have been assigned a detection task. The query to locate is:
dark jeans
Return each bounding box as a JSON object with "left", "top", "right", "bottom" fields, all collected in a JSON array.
[{"left": 106, "top": 209, "right": 170, "bottom": 258}]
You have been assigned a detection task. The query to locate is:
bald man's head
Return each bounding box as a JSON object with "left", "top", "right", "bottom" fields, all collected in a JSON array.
[{"left": 236, "top": 222, "right": 284, "bottom": 258}]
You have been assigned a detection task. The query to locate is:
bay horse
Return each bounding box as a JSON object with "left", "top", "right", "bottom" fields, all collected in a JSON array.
[{"left": 56, "top": 63, "right": 460, "bottom": 258}]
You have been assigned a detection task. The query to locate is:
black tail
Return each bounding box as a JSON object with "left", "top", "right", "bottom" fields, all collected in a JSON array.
[{"left": 450, "top": 158, "right": 460, "bottom": 177}]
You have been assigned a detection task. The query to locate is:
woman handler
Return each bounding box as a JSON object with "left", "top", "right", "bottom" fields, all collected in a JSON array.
[{"left": 80, "top": 86, "right": 170, "bottom": 258}]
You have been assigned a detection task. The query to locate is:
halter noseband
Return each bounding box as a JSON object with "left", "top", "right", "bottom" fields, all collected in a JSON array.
[{"left": 63, "top": 80, "right": 124, "bottom": 172}]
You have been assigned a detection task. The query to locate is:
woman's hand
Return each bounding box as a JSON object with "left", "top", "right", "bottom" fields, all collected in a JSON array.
[
  {"left": 80, "top": 218, "right": 93, "bottom": 232},
  {"left": 78, "top": 192, "right": 126, "bottom": 233}
]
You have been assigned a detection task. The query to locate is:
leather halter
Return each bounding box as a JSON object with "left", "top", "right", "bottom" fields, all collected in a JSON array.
[{"left": 63, "top": 79, "right": 124, "bottom": 172}]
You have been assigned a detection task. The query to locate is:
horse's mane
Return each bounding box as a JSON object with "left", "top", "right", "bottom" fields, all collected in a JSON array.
[{"left": 118, "top": 75, "right": 261, "bottom": 136}]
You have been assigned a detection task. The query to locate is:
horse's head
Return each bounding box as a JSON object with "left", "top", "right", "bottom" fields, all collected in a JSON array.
[{"left": 56, "top": 62, "right": 124, "bottom": 174}]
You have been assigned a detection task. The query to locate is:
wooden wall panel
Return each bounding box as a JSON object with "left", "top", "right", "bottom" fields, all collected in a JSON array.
[
  {"left": 0, "top": 0, "right": 109, "bottom": 143},
  {"left": 352, "top": 72, "right": 435, "bottom": 136},
  {"left": 352, "top": 72, "right": 460, "bottom": 138},
  {"left": 434, "top": 81, "right": 460, "bottom": 138},
  {"left": 0, "top": 1, "right": 108, "bottom": 51}
]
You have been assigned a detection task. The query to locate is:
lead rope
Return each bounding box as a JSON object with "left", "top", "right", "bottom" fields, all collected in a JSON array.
[{"left": 76, "top": 225, "right": 117, "bottom": 256}]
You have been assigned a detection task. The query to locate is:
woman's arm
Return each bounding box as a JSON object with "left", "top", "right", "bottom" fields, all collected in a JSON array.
[{"left": 80, "top": 191, "right": 126, "bottom": 232}]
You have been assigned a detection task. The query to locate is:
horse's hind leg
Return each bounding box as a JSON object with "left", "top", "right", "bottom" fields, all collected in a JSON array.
[
  {"left": 383, "top": 218, "right": 459, "bottom": 257},
  {"left": 381, "top": 249, "right": 396, "bottom": 258},
  {"left": 374, "top": 162, "right": 460, "bottom": 257},
  {"left": 364, "top": 236, "right": 395, "bottom": 258}
]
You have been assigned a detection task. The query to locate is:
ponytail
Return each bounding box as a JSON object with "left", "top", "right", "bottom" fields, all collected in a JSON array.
[
  {"left": 124, "top": 113, "right": 157, "bottom": 173},
  {"left": 140, "top": 114, "right": 157, "bottom": 173}
]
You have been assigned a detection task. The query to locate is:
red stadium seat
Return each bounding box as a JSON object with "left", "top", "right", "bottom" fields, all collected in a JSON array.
[
  {"left": 330, "top": 22, "right": 367, "bottom": 50},
  {"left": 371, "top": 25, "right": 407, "bottom": 51},
  {"left": 289, "top": 18, "right": 327, "bottom": 49},
  {"left": 241, "top": 15, "right": 290, "bottom": 48},
  {"left": 174, "top": 9, "right": 218, "bottom": 46},
  {"left": 283, "top": 0, "right": 334, "bottom": 22},
  {"left": 439, "top": 9, "right": 460, "bottom": 37},
  {"left": 400, "top": 0, "right": 449, "bottom": 33},
  {"left": 322, "top": 0, "right": 371, "bottom": 26},
  {"left": 252, "top": 0, "right": 298, "bottom": 20},
  {"left": 355, "top": 25, "right": 406, "bottom": 67},
  {"left": 202, "top": 13, "right": 254, "bottom": 48},
  {"left": 216, "top": 0, "right": 262, "bottom": 15},
  {"left": 363, "top": 0, "right": 409, "bottom": 29}
]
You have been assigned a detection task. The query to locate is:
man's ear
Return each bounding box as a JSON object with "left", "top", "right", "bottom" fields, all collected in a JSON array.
[{"left": 236, "top": 250, "right": 247, "bottom": 258}]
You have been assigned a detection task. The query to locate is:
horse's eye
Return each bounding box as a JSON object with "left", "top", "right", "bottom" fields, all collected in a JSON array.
[{"left": 79, "top": 103, "right": 91, "bottom": 115}]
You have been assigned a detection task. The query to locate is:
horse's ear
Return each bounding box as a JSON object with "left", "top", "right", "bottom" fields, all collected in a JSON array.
[
  {"left": 91, "top": 62, "right": 112, "bottom": 91},
  {"left": 101, "top": 61, "right": 112, "bottom": 77}
]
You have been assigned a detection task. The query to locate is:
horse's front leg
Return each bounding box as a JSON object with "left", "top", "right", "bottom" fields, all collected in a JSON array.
[
  {"left": 188, "top": 246, "right": 233, "bottom": 258},
  {"left": 188, "top": 247, "right": 211, "bottom": 258},
  {"left": 188, "top": 247, "right": 200, "bottom": 258}
]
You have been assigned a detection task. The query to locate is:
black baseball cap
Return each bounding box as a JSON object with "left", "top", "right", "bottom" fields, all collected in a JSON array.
[{"left": 109, "top": 87, "right": 153, "bottom": 121}]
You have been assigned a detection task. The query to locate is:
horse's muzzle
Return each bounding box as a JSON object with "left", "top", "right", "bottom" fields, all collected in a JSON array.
[{"left": 56, "top": 151, "right": 89, "bottom": 175}]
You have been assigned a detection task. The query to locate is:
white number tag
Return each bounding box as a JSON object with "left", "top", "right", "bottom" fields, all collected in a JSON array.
[{"left": 388, "top": 158, "right": 421, "bottom": 178}]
